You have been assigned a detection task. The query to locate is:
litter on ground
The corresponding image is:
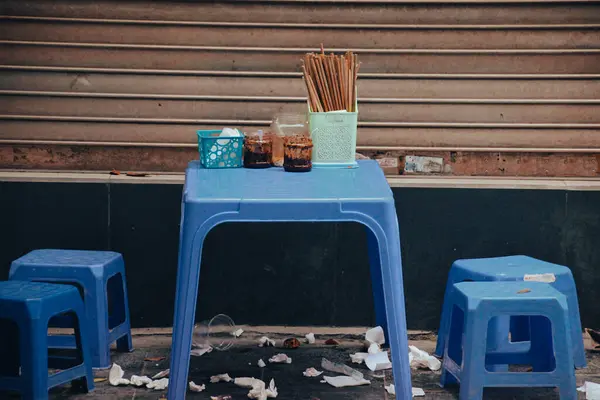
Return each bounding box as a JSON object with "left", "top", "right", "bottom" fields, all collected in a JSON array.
[
  {"left": 234, "top": 377, "right": 278, "bottom": 400},
  {"left": 258, "top": 359, "right": 266, "bottom": 368},
  {"left": 129, "top": 375, "right": 152, "bottom": 387},
  {"left": 258, "top": 336, "right": 276, "bottom": 347},
  {"left": 232, "top": 328, "right": 244, "bottom": 338},
  {"left": 152, "top": 369, "right": 170, "bottom": 379},
  {"left": 190, "top": 345, "right": 213, "bottom": 357},
  {"left": 365, "top": 351, "right": 392, "bottom": 371},
  {"left": 189, "top": 381, "right": 206, "bottom": 392},
  {"left": 578, "top": 381, "right": 600, "bottom": 400},
  {"left": 350, "top": 352, "right": 369, "bottom": 364},
  {"left": 322, "top": 375, "right": 371, "bottom": 388},
  {"left": 269, "top": 353, "right": 292, "bottom": 364},
  {"left": 210, "top": 373, "right": 233, "bottom": 383},
  {"left": 409, "top": 345, "right": 441, "bottom": 371},
  {"left": 365, "top": 326, "right": 385, "bottom": 346},
  {"left": 321, "top": 357, "right": 364, "bottom": 380},
  {"left": 147, "top": 378, "right": 169, "bottom": 390},
  {"left": 303, "top": 367, "right": 323, "bottom": 377},
  {"left": 108, "top": 363, "right": 130, "bottom": 386},
  {"left": 305, "top": 332, "right": 316, "bottom": 344}
]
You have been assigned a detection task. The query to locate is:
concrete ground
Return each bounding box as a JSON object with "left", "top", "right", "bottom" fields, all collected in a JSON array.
[{"left": 43, "top": 327, "right": 600, "bottom": 400}]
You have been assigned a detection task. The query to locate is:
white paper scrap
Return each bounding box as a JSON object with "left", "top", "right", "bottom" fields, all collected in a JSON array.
[
  {"left": 189, "top": 381, "right": 206, "bottom": 392},
  {"left": 129, "top": 375, "right": 152, "bottom": 387},
  {"left": 303, "top": 367, "right": 323, "bottom": 377},
  {"left": 578, "top": 381, "right": 600, "bottom": 400},
  {"left": 268, "top": 353, "right": 292, "bottom": 364},
  {"left": 365, "top": 326, "right": 386, "bottom": 345},
  {"left": 108, "top": 363, "right": 130, "bottom": 386},
  {"left": 210, "top": 373, "right": 233, "bottom": 383},
  {"left": 524, "top": 273, "right": 556, "bottom": 283},
  {"left": 152, "top": 369, "right": 169, "bottom": 379},
  {"left": 258, "top": 358, "right": 266, "bottom": 368},
  {"left": 147, "top": 378, "right": 169, "bottom": 390},
  {"left": 234, "top": 377, "right": 277, "bottom": 400},
  {"left": 305, "top": 332, "right": 316, "bottom": 344},
  {"left": 232, "top": 328, "right": 244, "bottom": 337},
  {"left": 258, "top": 336, "right": 276, "bottom": 347},
  {"left": 323, "top": 376, "right": 371, "bottom": 388},
  {"left": 190, "top": 345, "right": 213, "bottom": 357},
  {"left": 365, "top": 351, "right": 392, "bottom": 371},
  {"left": 409, "top": 345, "right": 441, "bottom": 371},
  {"left": 350, "top": 352, "right": 369, "bottom": 364},
  {"left": 385, "top": 384, "right": 395, "bottom": 395},
  {"left": 413, "top": 387, "right": 426, "bottom": 397}
]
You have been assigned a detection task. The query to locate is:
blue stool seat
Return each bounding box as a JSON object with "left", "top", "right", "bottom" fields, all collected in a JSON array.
[
  {"left": 9, "top": 250, "right": 134, "bottom": 369},
  {"left": 440, "top": 281, "right": 576, "bottom": 400},
  {"left": 435, "top": 255, "right": 585, "bottom": 369},
  {"left": 0, "top": 280, "right": 95, "bottom": 399}
]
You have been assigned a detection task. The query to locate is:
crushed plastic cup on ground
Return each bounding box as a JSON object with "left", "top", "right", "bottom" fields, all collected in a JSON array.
[
  {"left": 303, "top": 367, "right": 323, "bottom": 377},
  {"left": 210, "top": 373, "right": 233, "bottom": 383},
  {"left": 147, "top": 378, "right": 169, "bottom": 390},
  {"left": 130, "top": 375, "right": 152, "bottom": 387},
  {"left": 258, "top": 359, "right": 266, "bottom": 368},
  {"left": 365, "top": 326, "right": 385, "bottom": 345},
  {"left": 152, "top": 369, "right": 169, "bottom": 379},
  {"left": 409, "top": 345, "right": 441, "bottom": 371},
  {"left": 350, "top": 352, "right": 369, "bottom": 364},
  {"left": 193, "top": 314, "right": 236, "bottom": 351},
  {"left": 108, "top": 363, "right": 130, "bottom": 386},
  {"left": 323, "top": 376, "right": 371, "bottom": 388},
  {"left": 321, "top": 357, "right": 364, "bottom": 380},
  {"left": 305, "top": 332, "right": 316, "bottom": 344},
  {"left": 189, "top": 381, "right": 206, "bottom": 392},
  {"left": 578, "top": 381, "right": 600, "bottom": 400},
  {"left": 368, "top": 343, "right": 382, "bottom": 354},
  {"left": 365, "top": 351, "right": 392, "bottom": 371},
  {"left": 269, "top": 353, "right": 292, "bottom": 364},
  {"left": 258, "top": 336, "right": 276, "bottom": 347}
]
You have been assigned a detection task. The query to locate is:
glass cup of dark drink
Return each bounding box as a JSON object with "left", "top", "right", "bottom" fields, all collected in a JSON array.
[
  {"left": 283, "top": 135, "right": 313, "bottom": 172},
  {"left": 243, "top": 131, "right": 272, "bottom": 169}
]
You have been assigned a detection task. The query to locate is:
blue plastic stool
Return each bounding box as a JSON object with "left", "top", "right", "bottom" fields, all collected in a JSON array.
[
  {"left": 435, "top": 255, "right": 585, "bottom": 370},
  {"left": 9, "top": 250, "right": 134, "bottom": 369},
  {"left": 440, "top": 281, "right": 576, "bottom": 400},
  {"left": 0, "top": 280, "right": 95, "bottom": 399},
  {"left": 167, "top": 160, "right": 412, "bottom": 400}
]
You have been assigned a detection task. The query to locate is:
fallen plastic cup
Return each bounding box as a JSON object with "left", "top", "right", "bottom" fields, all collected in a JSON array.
[{"left": 193, "top": 314, "right": 237, "bottom": 351}]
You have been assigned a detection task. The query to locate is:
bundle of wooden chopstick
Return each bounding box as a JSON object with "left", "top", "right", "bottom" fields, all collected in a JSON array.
[{"left": 301, "top": 49, "right": 359, "bottom": 113}]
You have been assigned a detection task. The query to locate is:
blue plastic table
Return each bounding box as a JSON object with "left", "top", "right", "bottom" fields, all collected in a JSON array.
[{"left": 167, "top": 160, "right": 412, "bottom": 399}]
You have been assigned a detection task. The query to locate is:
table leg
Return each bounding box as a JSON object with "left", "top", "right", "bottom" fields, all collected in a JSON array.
[
  {"left": 367, "top": 215, "right": 412, "bottom": 399},
  {"left": 366, "top": 226, "right": 388, "bottom": 335},
  {"left": 167, "top": 221, "right": 206, "bottom": 400}
]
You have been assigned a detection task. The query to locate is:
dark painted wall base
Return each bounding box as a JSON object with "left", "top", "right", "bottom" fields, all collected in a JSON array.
[{"left": 1, "top": 182, "right": 599, "bottom": 330}]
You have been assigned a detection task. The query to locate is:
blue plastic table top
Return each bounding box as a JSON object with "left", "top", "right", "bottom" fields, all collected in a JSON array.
[
  {"left": 183, "top": 160, "right": 392, "bottom": 203},
  {"left": 453, "top": 255, "right": 569, "bottom": 278},
  {"left": 13, "top": 249, "right": 121, "bottom": 268}
]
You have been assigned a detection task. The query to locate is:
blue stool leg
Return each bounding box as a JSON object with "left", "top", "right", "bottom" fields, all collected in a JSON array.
[
  {"left": 73, "top": 306, "right": 95, "bottom": 393},
  {"left": 529, "top": 316, "right": 555, "bottom": 372},
  {"left": 562, "top": 281, "right": 586, "bottom": 368},
  {"left": 435, "top": 277, "right": 456, "bottom": 357},
  {"left": 113, "top": 273, "right": 133, "bottom": 353},
  {"left": 459, "top": 307, "right": 487, "bottom": 400},
  {"left": 547, "top": 307, "right": 577, "bottom": 400},
  {"left": 366, "top": 227, "right": 387, "bottom": 334},
  {"left": 89, "top": 279, "right": 111, "bottom": 369},
  {"left": 22, "top": 318, "right": 49, "bottom": 400},
  {"left": 509, "top": 315, "right": 530, "bottom": 342},
  {"left": 168, "top": 220, "right": 206, "bottom": 400},
  {"left": 365, "top": 211, "right": 412, "bottom": 400},
  {"left": 441, "top": 303, "right": 463, "bottom": 387}
]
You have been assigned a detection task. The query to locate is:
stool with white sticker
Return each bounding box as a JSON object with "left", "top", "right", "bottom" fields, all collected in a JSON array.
[{"left": 435, "top": 255, "right": 585, "bottom": 370}]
